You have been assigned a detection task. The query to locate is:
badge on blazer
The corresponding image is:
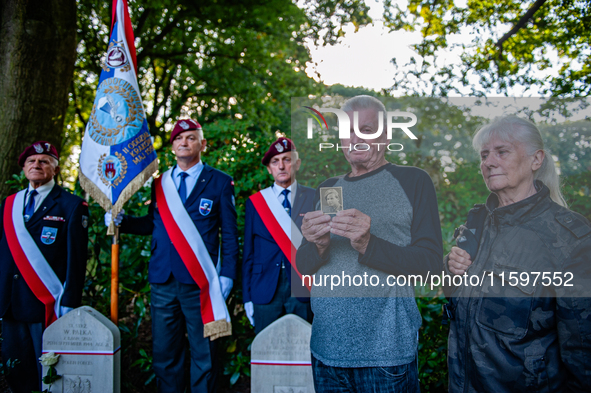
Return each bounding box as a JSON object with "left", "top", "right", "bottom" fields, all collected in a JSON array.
[
  {"left": 40, "top": 227, "right": 58, "bottom": 245},
  {"left": 82, "top": 215, "right": 89, "bottom": 228},
  {"left": 199, "top": 198, "right": 213, "bottom": 216}
]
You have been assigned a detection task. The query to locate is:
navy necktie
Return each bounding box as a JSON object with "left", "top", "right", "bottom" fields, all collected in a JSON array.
[
  {"left": 24, "top": 189, "right": 38, "bottom": 222},
  {"left": 178, "top": 172, "right": 189, "bottom": 204},
  {"left": 281, "top": 189, "right": 291, "bottom": 216}
]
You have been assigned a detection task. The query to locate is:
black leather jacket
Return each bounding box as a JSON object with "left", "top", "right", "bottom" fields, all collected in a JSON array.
[{"left": 445, "top": 183, "right": 591, "bottom": 392}]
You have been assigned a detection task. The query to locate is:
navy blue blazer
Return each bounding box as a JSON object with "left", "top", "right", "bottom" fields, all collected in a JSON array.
[
  {"left": 0, "top": 185, "right": 89, "bottom": 323},
  {"left": 242, "top": 184, "right": 315, "bottom": 304},
  {"left": 121, "top": 164, "right": 239, "bottom": 284}
]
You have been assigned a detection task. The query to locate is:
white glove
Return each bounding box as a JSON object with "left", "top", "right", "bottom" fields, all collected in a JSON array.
[
  {"left": 244, "top": 301, "right": 255, "bottom": 326},
  {"left": 220, "top": 276, "right": 233, "bottom": 300},
  {"left": 59, "top": 306, "right": 73, "bottom": 318},
  {"left": 104, "top": 209, "right": 125, "bottom": 227}
]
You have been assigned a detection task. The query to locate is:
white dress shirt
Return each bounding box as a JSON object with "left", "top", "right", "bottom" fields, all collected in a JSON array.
[
  {"left": 171, "top": 161, "right": 204, "bottom": 201},
  {"left": 24, "top": 179, "right": 55, "bottom": 214}
]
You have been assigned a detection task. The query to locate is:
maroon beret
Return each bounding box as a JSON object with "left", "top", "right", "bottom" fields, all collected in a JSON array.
[
  {"left": 18, "top": 141, "right": 59, "bottom": 167},
  {"left": 170, "top": 119, "right": 202, "bottom": 143},
  {"left": 262, "top": 137, "right": 296, "bottom": 166}
]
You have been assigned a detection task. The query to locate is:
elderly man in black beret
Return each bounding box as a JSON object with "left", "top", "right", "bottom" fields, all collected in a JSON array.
[
  {"left": 242, "top": 137, "right": 315, "bottom": 333},
  {"left": 0, "top": 141, "right": 89, "bottom": 393}
]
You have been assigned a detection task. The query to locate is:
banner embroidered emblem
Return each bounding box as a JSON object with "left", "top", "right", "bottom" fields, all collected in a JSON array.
[
  {"left": 98, "top": 152, "right": 128, "bottom": 187},
  {"left": 88, "top": 78, "right": 144, "bottom": 146}
]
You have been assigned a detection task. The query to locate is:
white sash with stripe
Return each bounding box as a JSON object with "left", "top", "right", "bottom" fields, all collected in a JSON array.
[
  {"left": 160, "top": 169, "right": 230, "bottom": 323},
  {"left": 259, "top": 187, "right": 303, "bottom": 250},
  {"left": 12, "top": 189, "right": 64, "bottom": 317}
]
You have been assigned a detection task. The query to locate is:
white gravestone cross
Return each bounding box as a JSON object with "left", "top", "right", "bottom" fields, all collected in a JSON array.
[
  {"left": 251, "top": 314, "right": 315, "bottom": 393},
  {"left": 42, "top": 306, "right": 121, "bottom": 393}
]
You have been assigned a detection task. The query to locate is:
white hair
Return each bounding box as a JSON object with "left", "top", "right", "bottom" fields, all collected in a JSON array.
[
  {"left": 472, "top": 116, "right": 566, "bottom": 206},
  {"left": 341, "top": 95, "right": 387, "bottom": 125}
]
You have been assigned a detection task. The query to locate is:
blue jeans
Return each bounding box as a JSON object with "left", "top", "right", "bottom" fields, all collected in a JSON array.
[{"left": 311, "top": 355, "right": 420, "bottom": 393}]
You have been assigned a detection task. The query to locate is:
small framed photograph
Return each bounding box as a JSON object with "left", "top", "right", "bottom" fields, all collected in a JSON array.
[{"left": 320, "top": 187, "right": 343, "bottom": 215}]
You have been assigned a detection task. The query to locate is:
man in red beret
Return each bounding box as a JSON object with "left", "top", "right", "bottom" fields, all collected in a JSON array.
[
  {"left": 242, "top": 137, "right": 314, "bottom": 334},
  {"left": 0, "top": 141, "right": 89, "bottom": 393},
  {"left": 108, "top": 119, "right": 238, "bottom": 392}
]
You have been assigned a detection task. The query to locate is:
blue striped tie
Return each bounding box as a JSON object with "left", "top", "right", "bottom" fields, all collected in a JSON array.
[
  {"left": 24, "top": 189, "right": 38, "bottom": 222},
  {"left": 281, "top": 189, "right": 291, "bottom": 216},
  {"left": 178, "top": 172, "right": 189, "bottom": 204}
]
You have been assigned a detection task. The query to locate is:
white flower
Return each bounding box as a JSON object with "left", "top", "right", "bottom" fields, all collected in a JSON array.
[{"left": 39, "top": 352, "right": 60, "bottom": 367}]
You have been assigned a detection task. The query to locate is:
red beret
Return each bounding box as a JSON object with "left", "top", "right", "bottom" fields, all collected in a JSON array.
[
  {"left": 18, "top": 141, "right": 59, "bottom": 167},
  {"left": 262, "top": 137, "right": 296, "bottom": 166},
  {"left": 170, "top": 119, "right": 201, "bottom": 143}
]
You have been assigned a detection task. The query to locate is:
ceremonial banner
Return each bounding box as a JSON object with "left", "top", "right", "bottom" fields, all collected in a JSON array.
[{"left": 79, "top": 0, "right": 157, "bottom": 233}]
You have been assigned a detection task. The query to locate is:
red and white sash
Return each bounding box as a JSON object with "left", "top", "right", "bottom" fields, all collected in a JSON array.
[
  {"left": 3, "top": 190, "right": 64, "bottom": 327},
  {"left": 249, "top": 187, "right": 310, "bottom": 291},
  {"left": 154, "top": 169, "right": 231, "bottom": 340}
]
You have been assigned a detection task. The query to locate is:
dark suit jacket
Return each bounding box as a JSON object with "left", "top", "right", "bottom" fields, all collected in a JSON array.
[
  {"left": 242, "top": 184, "right": 315, "bottom": 304},
  {"left": 0, "top": 184, "right": 89, "bottom": 323},
  {"left": 121, "top": 164, "right": 238, "bottom": 284}
]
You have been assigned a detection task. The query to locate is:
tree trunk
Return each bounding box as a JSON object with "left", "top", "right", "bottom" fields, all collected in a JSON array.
[{"left": 0, "top": 0, "right": 76, "bottom": 198}]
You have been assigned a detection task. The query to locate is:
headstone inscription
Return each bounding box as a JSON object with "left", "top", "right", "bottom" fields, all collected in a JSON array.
[
  {"left": 251, "top": 314, "right": 315, "bottom": 393},
  {"left": 42, "top": 306, "right": 120, "bottom": 392}
]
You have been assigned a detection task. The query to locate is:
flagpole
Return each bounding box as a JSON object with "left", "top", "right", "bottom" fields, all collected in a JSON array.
[{"left": 111, "top": 227, "right": 119, "bottom": 324}]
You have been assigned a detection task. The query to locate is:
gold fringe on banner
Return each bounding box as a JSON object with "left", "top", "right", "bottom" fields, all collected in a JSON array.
[
  {"left": 79, "top": 159, "right": 159, "bottom": 235},
  {"left": 204, "top": 319, "right": 232, "bottom": 341}
]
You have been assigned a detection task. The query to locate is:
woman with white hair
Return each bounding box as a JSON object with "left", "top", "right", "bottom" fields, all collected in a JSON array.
[{"left": 444, "top": 116, "right": 591, "bottom": 392}]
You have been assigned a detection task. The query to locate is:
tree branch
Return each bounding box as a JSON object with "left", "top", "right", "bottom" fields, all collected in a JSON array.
[{"left": 496, "top": 0, "right": 547, "bottom": 51}]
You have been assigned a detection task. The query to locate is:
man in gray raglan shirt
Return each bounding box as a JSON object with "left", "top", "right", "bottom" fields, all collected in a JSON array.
[{"left": 296, "top": 95, "right": 443, "bottom": 392}]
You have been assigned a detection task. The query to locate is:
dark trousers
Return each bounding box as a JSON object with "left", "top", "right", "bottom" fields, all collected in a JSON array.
[
  {"left": 2, "top": 315, "right": 43, "bottom": 393},
  {"left": 311, "top": 354, "right": 420, "bottom": 393},
  {"left": 253, "top": 267, "right": 312, "bottom": 335},
  {"left": 151, "top": 277, "right": 217, "bottom": 393}
]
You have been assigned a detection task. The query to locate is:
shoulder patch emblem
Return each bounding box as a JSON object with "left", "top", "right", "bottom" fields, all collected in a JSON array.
[{"left": 82, "top": 215, "right": 89, "bottom": 229}]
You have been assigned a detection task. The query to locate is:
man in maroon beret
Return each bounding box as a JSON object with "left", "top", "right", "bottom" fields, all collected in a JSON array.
[
  {"left": 0, "top": 141, "right": 89, "bottom": 393},
  {"left": 108, "top": 119, "right": 238, "bottom": 392},
  {"left": 242, "top": 137, "right": 314, "bottom": 334}
]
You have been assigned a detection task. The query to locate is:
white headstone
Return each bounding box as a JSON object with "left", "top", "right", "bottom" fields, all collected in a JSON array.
[
  {"left": 42, "top": 306, "right": 120, "bottom": 392},
  {"left": 251, "top": 314, "right": 315, "bottom": 393}
]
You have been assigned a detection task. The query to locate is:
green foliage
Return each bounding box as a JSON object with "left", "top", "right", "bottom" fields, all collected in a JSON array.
[
  {"left": 37, "top": 365, "right": 62, "bottom": 393},
  {"left": 0, "top": 358, "right": 20, "bottom": 377},
  {"left": 563, "top": 171, "right": 591, "bottom": 221},
  {"left": 5, "top": 172, "right": 28, "bottom": 193},
  {"left": 383, "top": 0, "right": 591, "bottom": 96},
  {"left": 416, "top": 294, "right": 449, "bottom": 392},
  {"left": 70, "top": 0, "right": 372, "bottom": 145},
  {"left": 78, "top": 178, "right": 155, "bottom": 391}
]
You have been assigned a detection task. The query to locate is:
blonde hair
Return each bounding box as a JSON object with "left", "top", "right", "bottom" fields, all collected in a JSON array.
[{"left": 472, "top": 116, "right": 566, "bottom": 206}]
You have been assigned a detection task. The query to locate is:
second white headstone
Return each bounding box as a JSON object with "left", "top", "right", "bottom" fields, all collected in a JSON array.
[{"left": 251, "top": 314, "right": 315, "bottom": 393}]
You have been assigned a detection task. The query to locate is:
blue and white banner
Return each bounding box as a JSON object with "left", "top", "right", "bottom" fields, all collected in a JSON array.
[{"left": 79, "top": 0, "right": 157, "bottom": 233}]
